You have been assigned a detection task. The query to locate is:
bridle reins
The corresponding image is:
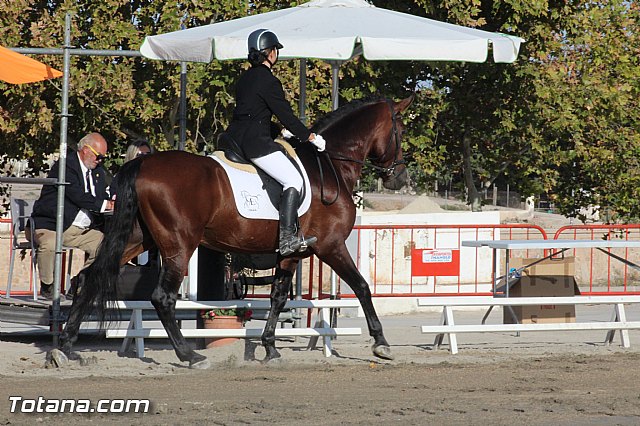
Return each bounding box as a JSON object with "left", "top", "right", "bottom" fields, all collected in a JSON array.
[{"left": 315, "top": 99, "right": 405, "bottom": 205}]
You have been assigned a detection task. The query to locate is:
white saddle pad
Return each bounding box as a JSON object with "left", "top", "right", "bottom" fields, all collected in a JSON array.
[{"left": 210, "top": 152, "right": 312, "bottom": 220}]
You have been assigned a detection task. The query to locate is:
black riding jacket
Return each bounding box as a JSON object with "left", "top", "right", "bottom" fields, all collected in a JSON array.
[{"left": 227, "top": 64, "right": 311, "bottom": 158}]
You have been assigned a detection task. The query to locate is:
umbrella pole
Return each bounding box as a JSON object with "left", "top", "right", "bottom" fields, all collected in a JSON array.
[
  {"left": 298, "top": 58, "right": 307, "bottom": 124},
  {"left": 328, "top": 60, "right": 342, "bottom": 328},
  {"left": 179, "top": 61, "right": 187, "bottom": 150},
  {"left": 330, "top": 61, "right": 341, "bottom": 111},
  {"left": 293, "top": 58, "right": 308, "bottom": 331}
]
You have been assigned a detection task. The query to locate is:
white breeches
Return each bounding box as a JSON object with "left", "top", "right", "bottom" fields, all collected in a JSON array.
[{"left": 251, "top": 151, "right": 303, "bottom": 192}]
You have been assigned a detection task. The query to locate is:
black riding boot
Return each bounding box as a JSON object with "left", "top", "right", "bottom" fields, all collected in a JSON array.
[{"left": 279, "top": 187, "right": 317, "bottom": 256}]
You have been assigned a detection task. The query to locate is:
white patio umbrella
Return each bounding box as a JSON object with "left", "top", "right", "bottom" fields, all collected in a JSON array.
[
  {"left": 141, "top": 0, "right": 523, "bottom": 64},
  {"left": 141, "top": 0, "right": 523, "bottom": 112}
]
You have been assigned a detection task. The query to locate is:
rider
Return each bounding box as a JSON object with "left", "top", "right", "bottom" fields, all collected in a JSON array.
[{"left": 225, "top": 29, "right": 326, "bottom": 256}]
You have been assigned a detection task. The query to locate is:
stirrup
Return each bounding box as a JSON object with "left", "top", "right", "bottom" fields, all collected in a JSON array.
[
  {"left": 279, "top": 235, "right": 317, "bottom": 256},
  {"left": 297, "top": 236, "right": 317, "bottom": 252}
]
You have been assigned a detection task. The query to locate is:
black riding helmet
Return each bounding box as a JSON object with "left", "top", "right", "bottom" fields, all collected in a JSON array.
[{"left": 247, "top": 29, "right": 284, "bottom": 53}]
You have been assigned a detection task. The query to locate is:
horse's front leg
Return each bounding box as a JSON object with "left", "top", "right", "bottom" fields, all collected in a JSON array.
[
  {"left": 261, "top": 262, "right": 296, "bottom": 361},
  {"left": 151, "top": 262, "right": 209, "bottom": 369},
  {"left": 319, "top": 244, "right": 393, "bottom": 360}
]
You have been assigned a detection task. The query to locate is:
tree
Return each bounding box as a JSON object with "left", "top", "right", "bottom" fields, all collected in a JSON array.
[
  {"left": 530, "top": 1, "right": 640, "bottom": 221},
  {"left": 412, "top": 0, "right": 640, "bottom": 219},
  {"left": 2, "top": 0, "right": 639, "bottom": 223}
]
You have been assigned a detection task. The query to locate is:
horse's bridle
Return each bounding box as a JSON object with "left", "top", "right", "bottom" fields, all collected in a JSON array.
[
  {"left": 315, "top": 99, "right": 406, "bottom": 205},
  {"left": 365, "top": 99, "right": 406, "bottom": 177}
]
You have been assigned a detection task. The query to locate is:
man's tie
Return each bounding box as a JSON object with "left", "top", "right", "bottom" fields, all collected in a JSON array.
[{"left": 85, "top": 170, "right": 92, "bottom": 194}]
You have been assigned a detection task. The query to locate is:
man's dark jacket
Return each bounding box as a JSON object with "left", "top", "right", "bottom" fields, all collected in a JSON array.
[
  {"left": 227, "top": 64, "right": 311, "bottom": 159},
  {"left": 32, "top": 149, "right": 109, "bottom": 231}
]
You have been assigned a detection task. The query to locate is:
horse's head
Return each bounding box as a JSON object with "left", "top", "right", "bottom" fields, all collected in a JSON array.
[
  {"left": 312, "top": 94, "right": 414, "bottom": 193},
  {"left": 367, "top": 95, "right": 413, "bottom": 190}
]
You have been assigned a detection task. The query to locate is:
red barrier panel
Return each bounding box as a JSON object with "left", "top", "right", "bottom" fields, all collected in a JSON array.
[
  {"left": 9, "top": 219, "right": 636, "bottom": 300},
  {"left": 307, "top": 224, "right": 548, "bottom": 298},
  {"left": 554, "top": 224, "right": 640, "bottom": 295},
  {"left": 303, "top": 223, "right": 640, "bottom": 298}
]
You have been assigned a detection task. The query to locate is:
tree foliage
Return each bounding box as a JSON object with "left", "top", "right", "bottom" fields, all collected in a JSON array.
[{"left": 0, "top": 1, "right": 639, "bottom": 221}]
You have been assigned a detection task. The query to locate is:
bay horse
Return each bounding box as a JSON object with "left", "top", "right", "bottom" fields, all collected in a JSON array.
[{"left": 59, "top": 95, "right": 413, "bottom": 369}]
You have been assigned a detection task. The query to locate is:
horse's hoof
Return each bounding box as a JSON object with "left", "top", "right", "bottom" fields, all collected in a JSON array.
[
  {"left": 60, "top": 342, "right": 77, "bottom": 359},
  {"left": 59, "top": 347, "right": 81, "bottom": 361},
  {"left": 45, "top": 349, "right": 69, "bottom": 368},
  {"left": 189, "top": 358, "right": 210, "bottom": 370},
  {"left": 66, "top": 351, "right": 81, "bottom": 361},
  {"left": 372, "top": 344, "right": 394, "bottom": 360},
  {"left": 262, "top": 347, "right": 282, "bottom": 363}
]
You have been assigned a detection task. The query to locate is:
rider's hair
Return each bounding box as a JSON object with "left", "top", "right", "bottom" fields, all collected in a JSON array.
[{"left": 248, "top": 48, "right": 271, "bottom": 67}]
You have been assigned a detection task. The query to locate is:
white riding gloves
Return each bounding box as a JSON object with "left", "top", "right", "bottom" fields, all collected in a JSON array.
[
  {"left": 310, "top": 134, "right": 326, "bottom": 152},
  {"left": 281, "top": 129, "right": 325, "bottom": 152},
  {"left": 281, "top": 128, "right": 294, "bottom": 140}
]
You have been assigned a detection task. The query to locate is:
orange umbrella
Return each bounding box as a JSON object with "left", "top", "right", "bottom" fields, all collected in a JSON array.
[{"left": 0, "top": 45, "right": 62, "bottom": 84}]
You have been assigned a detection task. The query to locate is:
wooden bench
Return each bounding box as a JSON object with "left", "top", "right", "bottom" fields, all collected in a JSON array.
[
  {"left": 105, "top": 299, "right": 362, "bottom": 358},
  {"left": 418, "top": 296, "right": 640, "bottom": 354}
]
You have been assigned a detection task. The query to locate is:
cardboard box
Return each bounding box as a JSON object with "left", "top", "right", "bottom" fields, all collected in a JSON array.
[{"left": 503, "top": 257, "right": 579, "bottom": 324}]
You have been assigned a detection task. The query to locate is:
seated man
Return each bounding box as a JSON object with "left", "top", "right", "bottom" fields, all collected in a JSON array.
[{"left": 31, "top": 132, "right": 113, "bottom": 300}]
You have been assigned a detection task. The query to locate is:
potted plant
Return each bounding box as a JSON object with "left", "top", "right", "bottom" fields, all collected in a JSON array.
[{"left": 200, "top": 307, "right": 252, "bottom": 348}]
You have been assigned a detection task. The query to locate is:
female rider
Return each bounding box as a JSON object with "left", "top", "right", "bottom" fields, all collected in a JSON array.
[{"left": 225, "top": 29, "right": 326, "bottom": 256}]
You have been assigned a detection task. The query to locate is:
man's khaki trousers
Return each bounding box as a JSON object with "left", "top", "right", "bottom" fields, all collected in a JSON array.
[{"left": 33, "top": 226, "right": 103, "bottom": 285}]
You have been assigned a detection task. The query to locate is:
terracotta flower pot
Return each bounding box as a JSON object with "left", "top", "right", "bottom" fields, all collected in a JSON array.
[{"left": 203, "top": 316, "right": 243, "bottom": 348}]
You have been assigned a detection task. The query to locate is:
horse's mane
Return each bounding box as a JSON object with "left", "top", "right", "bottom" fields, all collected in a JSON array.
[{"left": 311, "top": 96, "right": 386, "bottom": 134}]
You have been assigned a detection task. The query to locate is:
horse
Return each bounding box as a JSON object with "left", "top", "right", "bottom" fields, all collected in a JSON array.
[{"left": 58, "top": 94, "right": 414, "bottom": 369}]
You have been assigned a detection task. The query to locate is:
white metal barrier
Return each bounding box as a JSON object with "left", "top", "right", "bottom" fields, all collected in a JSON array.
[
  {"left": 106, "top": 299, "right": 362, "bottom": 358},
  {"left": 418, "top": 296, "right": 640, "bottom": 354}
]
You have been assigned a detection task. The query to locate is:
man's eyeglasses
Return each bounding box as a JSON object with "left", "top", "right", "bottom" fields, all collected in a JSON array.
[
  {"left": 136, "top": 151, "right": 149, "bottom": 158},
  {"left": 86, "top": 144, "right": 106, "bottom": 162}
]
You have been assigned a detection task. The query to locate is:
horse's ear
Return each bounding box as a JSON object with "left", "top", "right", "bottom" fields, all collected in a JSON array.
[{"left": 394, "top": 93, "right": 415, "bottom": 114}]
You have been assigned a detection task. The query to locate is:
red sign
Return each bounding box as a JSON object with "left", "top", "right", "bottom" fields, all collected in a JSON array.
[{"left": 411, "top": 248, "right": 460, "bottom": 277}]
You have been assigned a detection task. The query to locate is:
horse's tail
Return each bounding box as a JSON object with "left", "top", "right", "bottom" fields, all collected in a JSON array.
[{"left": 75, "top": 159, "right": 143, "bottom": 326}]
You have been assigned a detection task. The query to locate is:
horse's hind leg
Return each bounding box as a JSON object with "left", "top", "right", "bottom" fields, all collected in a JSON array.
[
  {"left": 151, "top": 255, "right": 209, "bottom": 369},
  {"left": 319, "top": 244, "right": 393, "bottom": 360},
  {"left": 59, "top": 282, "right": 92, "bottom": 360},
  {"left": 261, "top": 261, "right": 296, "bottom": 361}
]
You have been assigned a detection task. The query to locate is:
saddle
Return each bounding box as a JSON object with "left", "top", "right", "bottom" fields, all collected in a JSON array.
[
  {"left": 211, "top": 133, "right": 311, "bottom": 220},
  {"left": 217, "top": 133, "right": 300, "bottom": 165},
  {"left": 217, "top": 133, "right": 252, "bottom": 165}
]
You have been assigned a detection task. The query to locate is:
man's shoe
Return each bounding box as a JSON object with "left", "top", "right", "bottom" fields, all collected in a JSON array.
[
  {"left": 40, "top": 283, "right": 65, "bottom": 301},
  {"left": 40, "top": 283, "right": 52, "bottom": 300}
]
